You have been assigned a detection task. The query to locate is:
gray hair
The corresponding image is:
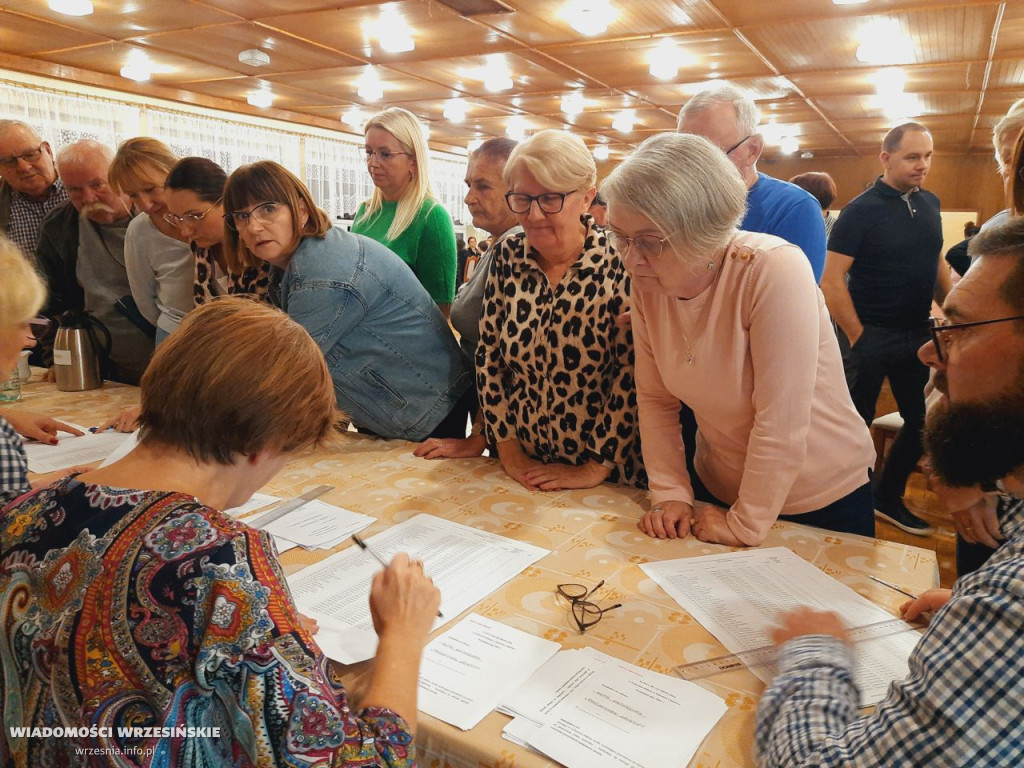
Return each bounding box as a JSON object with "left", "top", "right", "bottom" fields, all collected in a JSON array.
[
  {"left": 57, "top": 139, "right": 115, "bottom": 169},
  {"left": 0, "top": 120, "right": 42, "bottom": 142},
  {"left": 601, "top": 133, "right": 747, "bottom": 264},
  {"left": 676, "top": 83, "right": 759, "bottom": 136},
  {"left": 504, "top": 129, "right": 596, "bottom": 192},
  {"left": 993, "top": 100, "right": 1024, "bottom": 172},
  {"left": 471, "top": 137, "right": 517, "bottom": 165}
]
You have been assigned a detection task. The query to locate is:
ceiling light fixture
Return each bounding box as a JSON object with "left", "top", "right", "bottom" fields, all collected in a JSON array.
[
  {"left": 120, "top": 49, "right": 155, "bottom": 82},
  {"left": 759, "top": 120, "right": 788, "bottom": 145},
  {"left": 341, "top": 106, "right": 367, "bottom": 129},
  {"left": 357, "top": 66, "right": 384, "bottom": 101},
  {"left": 612, "top": 109, "right": 635, "bottom": 133},
  {"left": 563, "top": 0, "right": 615, "bottom": 37},
  {"left": 649, "top": 39, "right": 685, "bottom": 81},
  {"left": 238, "top": 49, "right": 271, "bottom": 67},
  {"left": 247, "top": 88, "right": 274, "bottom": 109},
  {"left": 48, "top": 0, "right": 93, "bottom": 15},
  {"left": 506, "top": 115, "right": 527, "bottom": 141},
  {"left": 856, "top": 18, "right": 914, "bottom": 65},
  {"left": 483, "top": 55, "right": 513, "bottom": 92},
  {"left": 561, "top": 91, "right": 586, "bottom": 116},
  {"left": 444, "top": 98, "right": 468, "bottom": 123},
  {"left": 593, "top": 144, "right": 610, "bottom": 161},
  {"left": 780, "top": 135, "right": 800, "bottom": 154},
  {"left": 373, "top": 6, "right": 415, "bottom": 53},
  {"left": 800, "top": 150, "right": 815, "bottom": 159}
]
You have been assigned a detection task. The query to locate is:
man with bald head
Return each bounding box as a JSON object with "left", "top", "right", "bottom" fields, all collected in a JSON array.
[
  {"left": 35, "top": 140, "right": 153, "bottom": 384},
  {"left": 0, "top": 120, "right": 68, "bottom": 259}
]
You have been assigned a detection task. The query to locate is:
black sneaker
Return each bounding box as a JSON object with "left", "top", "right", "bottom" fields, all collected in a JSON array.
[{"left": 874, "top": 499, "right": 934, "bottom": 536}]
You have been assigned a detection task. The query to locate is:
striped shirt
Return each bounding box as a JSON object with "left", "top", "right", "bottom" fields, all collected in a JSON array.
[{"left": 756, "top": 494, "right": 1024, "bottom": 766}]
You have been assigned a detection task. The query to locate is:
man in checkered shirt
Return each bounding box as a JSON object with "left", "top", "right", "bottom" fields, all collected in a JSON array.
[
  {"left": 756, "top": 218, "right": 1024, "bottom": 766},
  {"left": 0, "top": 120, "right": 68, "bottom": 261}
]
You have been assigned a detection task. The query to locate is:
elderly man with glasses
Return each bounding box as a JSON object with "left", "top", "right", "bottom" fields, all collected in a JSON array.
[
  {"left": 0, "top": 120, "right": 69, "bottom": 261},
  {"left": 757, "top": 217, "right": 1024, "bottom": 767},
  {"left": 676, "top": 83, "right": 826, "bottom": 282}
]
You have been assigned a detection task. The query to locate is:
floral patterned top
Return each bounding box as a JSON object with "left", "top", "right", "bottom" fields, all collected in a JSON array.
[
  {"left": 477, "top": 215, "right": 646, "bottom": 488},
  {"left": 0, "top": 477, "right": 415, "bottom": 767}
]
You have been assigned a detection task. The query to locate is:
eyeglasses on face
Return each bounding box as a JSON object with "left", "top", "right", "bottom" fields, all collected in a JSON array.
[
  {"left": 505, "top": 190, "right": 577, "bottom": 215},
  {"left": 223, "top": 201, "right": 287, "bottom": 231},
  {"left": 0, "top": 144, "right": 44, "bottom": 168},
  {"left": 365, "top": 148, "right": 411, "bottom": 162},
  {"left": 607, "top": 229, "right": 674, "bottom": 260},
  {"left": 556, "top": 580, "right": 622, "bottom": 634},
  {"left": 65, "top": 179, "right": 111, "bottom": 197},
  {"left": 724, "top": 135, "right": 753, "bottom": 155},
  {"left": 929, "top": 315, "right": 1024, "bottom": 362},
  {"left": 164, "top": 197, "right": 222, "bottom": 228}
]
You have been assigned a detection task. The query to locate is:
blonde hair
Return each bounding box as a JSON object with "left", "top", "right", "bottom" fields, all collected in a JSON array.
[
  {"left": 0, "top": 237, "right": 46, "bottom": 328},
  {"left": 108, "top": 137, "right": 179, "bottom": 194},
  {"left": 993, "top": 100, "right": 1024, "bottom": 174},
  {"left": 503, "top": 130, "right": 596, "bottom": 192},
  {"left": 138, "top": 298, "right": 338, "bottom": 464},
  {"left": 362, "top": 107, "right": 436, "bottom": 241},
  {"left": 601, "top": 133, "right": 747, "bottom": 265}
]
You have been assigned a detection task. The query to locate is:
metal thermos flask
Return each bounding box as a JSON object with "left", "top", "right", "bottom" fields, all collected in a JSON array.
[{"left": 53, "top": 310, "right": 111, "bottom": 391}]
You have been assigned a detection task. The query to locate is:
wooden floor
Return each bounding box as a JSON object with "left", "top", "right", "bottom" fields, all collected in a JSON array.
[{"left": 873, "top": 385, "right": 958, "bottom": 589}]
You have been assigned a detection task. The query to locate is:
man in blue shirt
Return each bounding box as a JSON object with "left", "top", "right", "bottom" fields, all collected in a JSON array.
[
  {"left": 756, "top": 218, "right": 1024, "bottom": 766},
  {"left": 823, "top": 123, "right": 951, "bottom": 535},
  {"left": 677, "top": 84, "right": 826, "bottom": 282}
]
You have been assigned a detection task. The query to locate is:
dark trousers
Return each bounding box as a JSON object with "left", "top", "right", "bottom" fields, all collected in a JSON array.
[
  {"left": 842, "top": 324, "right": 930, "bottom": 503},
  {"left": 427, "top": 385, "right": 477, "bottom": 440}
]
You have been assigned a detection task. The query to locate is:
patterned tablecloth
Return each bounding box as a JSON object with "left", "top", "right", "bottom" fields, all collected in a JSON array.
[{"left": 18, "top": 374, "right": 939, "bottom": 768}]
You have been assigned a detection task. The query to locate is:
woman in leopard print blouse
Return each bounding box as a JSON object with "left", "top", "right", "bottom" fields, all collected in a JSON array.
[{"left": 477, "top": 130, "right": 646, "bottom": 491}]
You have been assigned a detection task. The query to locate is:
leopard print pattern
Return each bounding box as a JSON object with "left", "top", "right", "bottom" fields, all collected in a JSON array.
[
  {"left": 193, "top": 241, "right": 275, "bottom": 306},
  {"left": 477, "top": 215, "right": 646, "bottom": 488}
]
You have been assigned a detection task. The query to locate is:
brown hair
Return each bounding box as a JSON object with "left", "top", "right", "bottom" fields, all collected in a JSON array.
[
  {"left": 108, "top": 137, "right": 178, "bottom": 194},
  {"left": 882, "top": 122, "right": 930, "bottom": 154},
  {"left": 788, "top": 171, "right": 837, "bottom": 211},
  {"left": 967, "top": 217, "right": 1024, "bottom": 318},
  {"left": 222, "top": 161, "right": 331, "bottom": 272},
  {"left": 137, "top": 297, "right": 338, "bottom": 464}
]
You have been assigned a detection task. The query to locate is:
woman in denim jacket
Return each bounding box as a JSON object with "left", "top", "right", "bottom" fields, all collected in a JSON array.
[{"left": 223, "top": 161, "right": 473, "bottom": 442}]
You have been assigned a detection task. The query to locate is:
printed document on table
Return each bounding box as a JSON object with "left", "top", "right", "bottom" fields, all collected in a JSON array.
[
  {"left": 640, "top": 547, "right": 922, "bottom": 705},
  {"left": 261, "top": 499, "right": 374, "bottom": 550},
  {"left": 286, "top": 514, "right": 550, "bottom": 664},
  {"left": 223, "top": 492, "right": 280, "bottom": 518},
  {"left": 524, "top": 654, "right": 727, "bottom": 768},
  {"left": 24, "top": 424, "right": 132, "bottom": 473},
  {"left": 417, "top": 613, "right": 560, "bottom": 730}
]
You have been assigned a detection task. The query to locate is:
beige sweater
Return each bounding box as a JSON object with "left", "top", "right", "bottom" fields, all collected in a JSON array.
[{"left": 632, "top": 230, "right": 875, "bottom": 545}]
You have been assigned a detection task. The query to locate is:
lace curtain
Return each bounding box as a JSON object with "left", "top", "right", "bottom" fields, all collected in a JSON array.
[{"left": 2, "top": 77, "right": 469, "bottom": 226}]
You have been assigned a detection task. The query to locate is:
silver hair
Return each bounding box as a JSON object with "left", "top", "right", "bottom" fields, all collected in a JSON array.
[
  {"left": 993, "top": 99, "right": 1024, "bottom": 172},
  {"left": 503, "top": 129, "right": 596, "bottom": 192},
  {"left": 676, "top": 83, "right": 760, "bottom": 136},
  {"left": 56, "top": 139, "right": 115, "bottom": 169},
  {"left": 600, "top": 132, "right": 747, "bottom": 265},
  {"left": 0, "top": 119, "right": 42, "bottom": 142}
]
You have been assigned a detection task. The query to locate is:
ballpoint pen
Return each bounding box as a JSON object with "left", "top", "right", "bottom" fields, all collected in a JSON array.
[
  {"left": 868, "top": 574, "right": 919, "bottom": 600},
  {"left": 351, "top": 535, "right": 444, "bottom": 618}
]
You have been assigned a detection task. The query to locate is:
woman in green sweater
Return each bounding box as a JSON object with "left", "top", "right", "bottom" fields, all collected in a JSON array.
[{"left": 352, "top": 107, "right": 458, "bottom": 317}]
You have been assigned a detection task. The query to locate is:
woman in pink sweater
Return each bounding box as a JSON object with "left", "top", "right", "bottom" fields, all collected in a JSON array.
[{"left": 602, "top": 133, "right": 875, "bottom": 546}]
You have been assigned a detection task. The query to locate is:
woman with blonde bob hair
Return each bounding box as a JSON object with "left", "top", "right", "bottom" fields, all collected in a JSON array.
[
  {"left": 0, "top": 296, "right": 441, "bottom": 764},
  {"left": 109, "top": 137, "right": 193, "bottom": 343},
  {"left": 477, "top": 129, "right": 645, "bottom": 491},
  {"left": 352, "top": 107, "right": 458, "bottom": 314},
  {"left": 223, "top": 161, "right": 473, "bottom": 442},
  {"left": 602, "top": 132, "right": 875, "bottom": 546}
]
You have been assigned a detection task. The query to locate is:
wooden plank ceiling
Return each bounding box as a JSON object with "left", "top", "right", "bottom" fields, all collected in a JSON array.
[{"left": 1, "top": 0, "right": 1021, "bottom": 162}]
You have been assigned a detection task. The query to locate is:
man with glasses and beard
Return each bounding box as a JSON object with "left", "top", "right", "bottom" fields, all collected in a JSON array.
[
  {"left": 35, "top": 140, "right": 153, "bottom": 384},
  {"left": 755, "top": 217, "right": 1024, "bottom": 766}
]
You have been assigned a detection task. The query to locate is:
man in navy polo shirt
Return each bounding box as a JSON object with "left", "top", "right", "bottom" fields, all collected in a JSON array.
[
  {"left": 677, "top": 83, "right": 826, "bottom": 282},
  {"left": 822, "top": 122, "right": 951, "bottom": 535}
]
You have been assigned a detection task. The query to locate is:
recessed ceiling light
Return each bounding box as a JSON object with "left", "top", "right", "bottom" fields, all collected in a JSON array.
[
  {"left": 612, "top": 109, "right": 635, "bottom": 133},
  {"left": 856, "top": 18, "right": 914, "bottom": 65},
  {"left": 444, "top": 98, "right": 468, "bottom": 123},
  {"left": 357, "top": 66, "right": 384, "bottom": 101},
  {"left": 48, "top": 0, "right": 93, "bottom": 16},
  {"left": 247, "top": 89, "right": 274, "bottom": 109},
  {"left": 649, "top": 39, "right": 689, "bottom": 81},
  {"left": 561, "top": 91, "right": 586, "bottom": 116},
  {"left": 120, "top": 49, "right": 155, "bottom": 82},
  {"left": 372, "top": 6, "right": 415, "bottom": 53}
]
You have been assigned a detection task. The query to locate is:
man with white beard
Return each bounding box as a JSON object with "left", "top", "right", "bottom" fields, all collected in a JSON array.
[{"left": 36, "top": 140, "right": 153, "bottom": 384}]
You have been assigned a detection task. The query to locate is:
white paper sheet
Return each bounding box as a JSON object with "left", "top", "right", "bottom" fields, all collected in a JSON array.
[
  {"left": 98, "top": 429, "right": 139, "bottom": 467},
  {"left": 417, "top": 613, "right": 560, "bottom": 730},
  {"left": 285, "top": 514, "right": 550, "bottom": 664},
  {"left": 24, "top": 424, "right": 133, "bottom": 473},
  {"left": 640, "top": 547, "right": 921, "bottom": 705},
  {"left": 517, "top": 652, "right": 727, "bottom": 768},
  {"left": 261, "top": 499, "right": 373, "bottom": 550},
  {"left": 223, "top": 492, "right": 280, "bottom": 518}
]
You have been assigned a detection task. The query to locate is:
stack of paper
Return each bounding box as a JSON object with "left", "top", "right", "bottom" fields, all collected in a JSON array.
[
  {"left": 25, "top": 424, "right": 133, "bottom": 473},
  {"left": 286, "top": 514, "right": 550, "bottom": 664},
  {"left": 640, "top": 547, "right": 921, "bottom": 706},
  {"left": 500, "top": 647, "right": 728, "bottom": 768},
  {"left": 417, "top": 614, "right": 560, "bottom": 730},
  {"left": 261, "top": 499, "right": 374, "bottom": 550}
]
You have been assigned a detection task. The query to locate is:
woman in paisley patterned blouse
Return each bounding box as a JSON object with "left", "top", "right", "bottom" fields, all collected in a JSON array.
[
  {"left": 477, "top": 129, "right": 646, "bottom": 491},
  {"left": 0, "top": 298, "right": 439, "bottom": 766}
]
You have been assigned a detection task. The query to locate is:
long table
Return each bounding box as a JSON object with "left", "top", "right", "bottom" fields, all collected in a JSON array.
[{"left": 16, "top": 375, "right": 940, "bottom": 768}]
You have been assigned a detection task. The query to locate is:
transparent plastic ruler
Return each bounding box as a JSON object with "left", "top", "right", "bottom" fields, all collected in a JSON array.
[{"left": 674, "top": 617, "right": 923, "bottom": 681}]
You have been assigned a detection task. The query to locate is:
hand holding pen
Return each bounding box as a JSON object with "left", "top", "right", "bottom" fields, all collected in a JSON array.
[
  {"left": 353, "top": 536, "right": 443, "bottom": 619},
  {"left": 868, "top": 575, "right": 949, "bottom": 624}
]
